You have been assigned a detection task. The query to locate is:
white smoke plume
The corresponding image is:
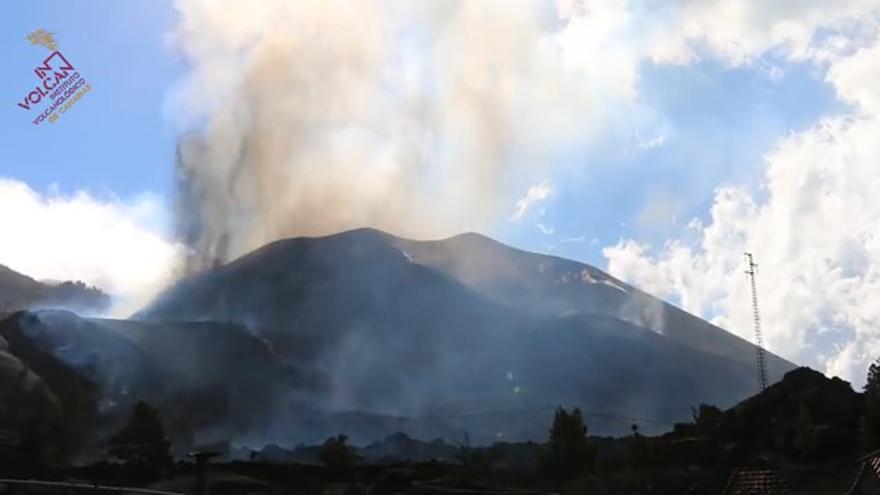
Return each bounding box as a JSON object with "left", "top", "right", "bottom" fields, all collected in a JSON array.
[
  {"left": 168, "top": 0, "right": 645, "bottom": 270},
  {"left": 510, "top": 179, "right": 552, "bottom": 223}
]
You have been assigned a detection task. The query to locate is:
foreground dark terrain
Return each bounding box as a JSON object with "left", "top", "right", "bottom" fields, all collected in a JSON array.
[{"left": 3, "top": 366, "right": 880, "bottom": 494}]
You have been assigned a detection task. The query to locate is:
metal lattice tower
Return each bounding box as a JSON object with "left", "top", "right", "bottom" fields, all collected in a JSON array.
[{"left": 744, "top": 253, "right": 768, "bottom": 391}]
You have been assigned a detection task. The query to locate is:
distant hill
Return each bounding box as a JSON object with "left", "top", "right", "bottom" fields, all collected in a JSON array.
[
  {"left": 660, "top": 367, "right": 864, "bottom": 465},
  {"left": 715, "top": 367, "right": 862, "bottom": 460},
  {"left": 0, "top": 312, "right": 98, "bottom": 461},
  {"left": 0, "top": 264, "right": 110, "bottom": 314}
]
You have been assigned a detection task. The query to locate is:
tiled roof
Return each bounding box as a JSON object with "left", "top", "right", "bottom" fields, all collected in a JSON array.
[{"left": 724, "top": 469, "right": 789, "bottom": 495}]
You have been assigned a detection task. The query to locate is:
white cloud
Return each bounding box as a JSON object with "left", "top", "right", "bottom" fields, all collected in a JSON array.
[
  {"left": 637, "top": 133, "right": 666, "bottom": 150},
  {"left": 605, "top": 33, "right": 880, "bottom": 387},
  {"left": 0, "top": 179, "right": 183, "bottom": 317},
  {"left": 536, "top": 222, "right": 555, "bottom": 235},
  {"left": 644, "top": 0, "right": 880, "bottom": 65},
  {"left": 554, "top": 0, "right": 641, "bottom": 99},
  {"left": 555, "top": 0, "right": 880, "bottom": 75},
  {"left": 510, "top": 179, "right": 553, "bottom": 222},
  {"left": 828, "top": 39, "right": 880, "bottom": 114},
  {"left": 560, "top": 235, "right": 587, "bottom": 244}
]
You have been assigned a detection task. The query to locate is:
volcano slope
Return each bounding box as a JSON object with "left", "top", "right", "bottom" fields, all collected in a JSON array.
[{"left": 131, "top": 228, "right": 795, "bottom": 442}]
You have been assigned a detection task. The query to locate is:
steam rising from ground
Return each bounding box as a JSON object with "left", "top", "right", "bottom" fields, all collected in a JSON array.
[{"left": 169, "top": 0, "right": 635, "bottom": 270}]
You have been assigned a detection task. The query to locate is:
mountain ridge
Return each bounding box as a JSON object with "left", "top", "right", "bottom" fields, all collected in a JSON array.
[
  {"left": 0, "top": 264, "right": 111, "bottom": 314},
  {"left": 142, "top": 227, "right": 790, "bottom": 376},
  {"left": 133, "top": 227, "right": 795, "bottom": 441},
  {"left": 0, "top": 227, "right": 798, "bottom": 451}
]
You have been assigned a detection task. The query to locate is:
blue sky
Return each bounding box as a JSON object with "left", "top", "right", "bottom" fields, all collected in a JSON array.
[
  {"left": 3, "top": 0, "right": 880, "bottom": 382},
  {"left": 1, "top": 1, "right": 181, "bottom": 198},
  {"left": 496, "top": 57, "right": 843, "bottom": 266}
]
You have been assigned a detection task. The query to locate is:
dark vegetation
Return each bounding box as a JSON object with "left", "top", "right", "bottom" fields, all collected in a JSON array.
[
  {"left": 540, "top": 407, "right": 595, "bottom": 482},
  {"left": 107, "top": 401, "right": 174, "bottom": 481},
  {"left": 3, "top": 363, "right": 880, "bottom": 494},
  {"left": 318, "top": 434, "right": 361, "bottom": 476}
]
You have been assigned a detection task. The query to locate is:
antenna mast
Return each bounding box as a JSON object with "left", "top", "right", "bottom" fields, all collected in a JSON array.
[{"left": 744, "top": 253, "right": 768, "bottom": 391}]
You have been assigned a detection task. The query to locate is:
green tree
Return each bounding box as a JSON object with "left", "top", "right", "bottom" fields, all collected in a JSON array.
[
  {"left": 318, "top": 434, "right": 360, "bottom": 473},
  {"left": 691, "top": 404, "right": 722, "bottom": 433},
  {"left": 861, "top": 358, "right": 880, "bottom": 452},
  {"left": 108, "top": 402, "right": 173, "bottom": 478},
  {"left": 455, "top": 432, "right": 476, "bottom": 472},
  {"left": 869, "top": 360, "right": 880, "bottom": 392},
  {"left": 793, "top": 402, "right": 817, "bottom": 458},
  {"left": 14, "top": 420, "right": 57, "bottom": 475},
  {"left": 541, "top": 407, "right": 595, "bottom": 482},
  {"left": 628, "top": 423, "right": 654, "bottom": 471}
]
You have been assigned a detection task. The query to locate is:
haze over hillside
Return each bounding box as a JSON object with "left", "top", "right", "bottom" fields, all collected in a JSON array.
[
  {"left": 137, "top": 229, "right": 794, "bottom": 441},
  {"left": 0, "top": 264, "right": 110, "bottom": 314},
  {"left": 0, "top": 228, "right": 796, "bottom": 454}
]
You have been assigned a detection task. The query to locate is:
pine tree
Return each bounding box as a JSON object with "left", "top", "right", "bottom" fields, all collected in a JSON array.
[
  {"left": 108, "top": 402, "right": 173, "bottom": 477},
  {"left": 868, "top": 360, "right": 880, "bottom": 393},
  {"left": 318, "top": 434, "right": 359, "bottom": 473},
  {"left": 541, "top": 407, "right": 595, "bottom": 482},
  {"left": 793, "top": 402, "right": 816, "bottom": 458},
  {"left": 862, "top": 358, "right": 880, "bottom": 452}
]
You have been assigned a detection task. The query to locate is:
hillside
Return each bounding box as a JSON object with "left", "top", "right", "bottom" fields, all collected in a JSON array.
[
  {"left": 395, "top": 232, "right": 791, "bottom": 377},
  {"left": 0, "top": 264, "right": 110, "bottom": 314},
  {"left": 0, "top": 228, "right": 801, "bottom": 454},
  {"left": 133, "top": 228, "right": 796, "bottom": 441},
  {"left": 0, "top": 310, "right": 295, "bottom": 456},
  {"left": 647, "top": 367, "right": 865, "bottom": 469}
]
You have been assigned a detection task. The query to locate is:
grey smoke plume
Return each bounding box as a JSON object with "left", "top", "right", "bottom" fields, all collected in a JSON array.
[{"left": 170, "top": 0, "right": 617, "bottom": 270}]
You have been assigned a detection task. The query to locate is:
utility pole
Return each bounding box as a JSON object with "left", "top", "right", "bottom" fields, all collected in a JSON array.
[{"left": 744, "top": 253, "right": 768, "bottom": 391}]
